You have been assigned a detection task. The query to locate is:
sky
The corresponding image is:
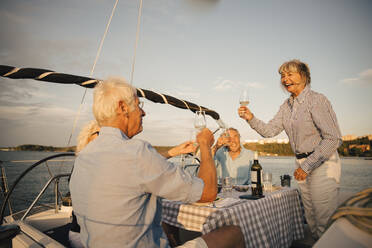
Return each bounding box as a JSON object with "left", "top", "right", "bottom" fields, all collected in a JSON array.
[{"left": 0, "top": 0, "right": 372, "bottom": 147}]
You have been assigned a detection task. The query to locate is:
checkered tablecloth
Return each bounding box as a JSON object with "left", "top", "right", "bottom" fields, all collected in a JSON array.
[{"left": 161, "top": 188, "right": 305, "bottom": 248}]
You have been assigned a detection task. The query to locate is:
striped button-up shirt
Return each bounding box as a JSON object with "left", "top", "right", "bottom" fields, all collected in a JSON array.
[{"left": 248, "top": 86, "right": 342, "bottom": 173}]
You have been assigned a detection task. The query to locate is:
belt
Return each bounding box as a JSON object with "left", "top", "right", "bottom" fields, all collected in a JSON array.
[{"left": 295, "top": 151, "right": 314, "bottom": 159}]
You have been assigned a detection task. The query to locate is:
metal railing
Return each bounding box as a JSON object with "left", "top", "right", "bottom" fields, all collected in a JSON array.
[
  {"left": 0, "top": 153, "right": 75, "bottom": 225},
  {"left": 20, "top": 173, "right": 70, "bottom": 221}
]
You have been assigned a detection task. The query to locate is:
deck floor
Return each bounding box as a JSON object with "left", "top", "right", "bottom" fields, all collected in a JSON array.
[{"left": 290, "top": 224, "right": 316, "bottom": 248}]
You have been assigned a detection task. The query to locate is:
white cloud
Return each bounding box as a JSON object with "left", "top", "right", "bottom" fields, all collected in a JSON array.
[
  {"left": 0, "top": 9, "right": 30, "bottom": 25},
  {"left": 0, "top": 105, "right": 76, "bottom": 122},
  {"left": 0, "top": 78, "right": 59, "bottom": 108},
  {"left": 214, "top": 79, "right": 236, "bottom": 91},
  {"left": 341, "top": 69, "right": 372, "bottom": 85},
  {"left": 213, "top": 77, "right": 265, "bottom": 91}
]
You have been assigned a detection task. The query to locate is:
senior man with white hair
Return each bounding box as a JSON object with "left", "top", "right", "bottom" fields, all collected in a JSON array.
[
  {"left": 69, "top": 77, "right": 244, "bottom": 248},
  {"left": 212, "top": 128, "right": 254, "bottom": 185}
]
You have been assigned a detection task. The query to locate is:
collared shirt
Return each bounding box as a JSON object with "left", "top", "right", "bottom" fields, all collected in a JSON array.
[
  {"left": 248, "top": 86, "right": 342, "bottom": 174},
  {"left": 214, "top": 146, "right": 254, "bottom": 185},
  {"left": 69, "top": 127, "right": 203, "bottom": 248}
]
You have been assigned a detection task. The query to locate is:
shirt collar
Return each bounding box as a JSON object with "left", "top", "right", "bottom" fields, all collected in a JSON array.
[
  {"left": 289, "top": 84, "right": 311, "bottom": 105},
  {"left": 296, "top": 85, "right": 310, "bottom": 104},
  {"left": 99, "top": 126, "right": 129, "bottom": 140}
]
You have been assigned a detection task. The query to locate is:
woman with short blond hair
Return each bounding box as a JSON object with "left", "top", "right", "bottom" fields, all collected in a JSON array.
[
  {"left": 69, "top": 120, "right": 100, "bottom": 248},
  {"left": 75, "top": 120, "right": 100, "bottom": 154},
  {"left": 238, "top": 59, "right": 342, "bottom": 240}
]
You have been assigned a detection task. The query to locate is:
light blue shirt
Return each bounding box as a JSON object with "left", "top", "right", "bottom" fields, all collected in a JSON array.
[
  {"left": 214, "top": 146, "right": 254, "bottom": 185},
  {"left": 69, "top": 127, "right": 204, "bottom": 248}
]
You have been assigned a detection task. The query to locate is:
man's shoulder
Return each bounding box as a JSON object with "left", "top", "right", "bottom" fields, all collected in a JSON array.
[
  {"left": 241, "top": 147, "right": 254, "bottom": 157},
  {"left": 121, "top": 139, "right": 156, "bottom": 157},
  {"left": 127, "top": 138, "right": 150, "bottom": 147},
  {"left": 305, "top": 89, "right": 332, "bottom": 110},
  {"left": 215, "top": 146, "right": 228, "bottom": 157},
  {"left": 307, "top": 89, "right": 328, "bottom": 101},
  {"left": 85, "top": 136, "right": 154, "bottom": 156}
]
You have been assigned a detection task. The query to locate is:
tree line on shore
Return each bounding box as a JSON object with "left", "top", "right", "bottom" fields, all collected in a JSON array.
[
  {"left": 337, "top": 136, "right": 372, "bottom": 157},
  {"left": 2, "top": 137, "right": 371, "bottom": 157},
  {"left": 244, "top": 136, "right": 372, "bottom": 157},
  {"left": 4, "top": 144, "right": 76, "bottom": 152}
]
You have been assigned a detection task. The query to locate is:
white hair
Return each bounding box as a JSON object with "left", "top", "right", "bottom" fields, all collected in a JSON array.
[
  {"left": 228, "top": 127, "right": 240, "bottom": 137},
  {"left": 93, "top": 77, "right": 137, "bottom": 125},
  {"left": 76, "top": 120, "right": 100, "bottom": 154}
]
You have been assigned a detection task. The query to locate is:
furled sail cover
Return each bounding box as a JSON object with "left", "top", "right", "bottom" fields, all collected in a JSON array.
[{"left": 0, "top": 65, "right": 221, "bottom": 122}]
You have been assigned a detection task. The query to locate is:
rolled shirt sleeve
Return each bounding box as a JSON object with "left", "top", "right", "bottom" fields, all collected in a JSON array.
[
  {"left": 248, "top": 104, "right": 285, "bottom": 138},
  {"left": 299, "top": 96, "right": 342, "bottom": 173},
  {"left": 137, "top": 141, "right": 204, "bottom": 203}
]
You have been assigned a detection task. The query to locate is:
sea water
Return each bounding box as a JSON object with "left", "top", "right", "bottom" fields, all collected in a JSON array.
[
  {"left": 1, "top": 151, "right": 372, "bottom": 215},
  {"left": 0, "top": 151, "right": 74, "bottom": 215}
]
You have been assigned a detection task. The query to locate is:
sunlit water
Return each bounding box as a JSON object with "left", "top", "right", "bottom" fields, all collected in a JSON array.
[{"left": 1, "top": 151, "right": 371, "bottom": 216}]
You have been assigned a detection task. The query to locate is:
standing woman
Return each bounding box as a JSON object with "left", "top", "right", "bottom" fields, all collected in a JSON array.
[{"left": 238, "top": 59, "right": 342, "bottom": 240}]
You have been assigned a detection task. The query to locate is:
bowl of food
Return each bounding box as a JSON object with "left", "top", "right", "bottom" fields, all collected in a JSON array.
[{"left": 233, "top": 185, "right": 250, "bottom": 192}]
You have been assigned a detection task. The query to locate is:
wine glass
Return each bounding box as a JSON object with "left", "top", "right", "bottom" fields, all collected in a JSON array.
[
  {"left": 194, "top": 111, "right": 206, "bottom": 132},
  {"left": 222, "top": 128, "right": 230, "bottom": 138},
  {"left": 222, "top": 177, "right": 233, "bottom": 197},
  {"left": 239, "top": 88, "right": 250, "bottom": 107},
  {"left": 219, "top": 128, "right": 230, "bottom": 147},
  {"left": 263, "top": 172, "right": 273, "bottom": 192}
]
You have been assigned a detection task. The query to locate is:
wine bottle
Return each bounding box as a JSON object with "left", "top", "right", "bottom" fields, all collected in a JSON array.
[{"left": 251, "top": 152, "right": 263, "bottom": 196}]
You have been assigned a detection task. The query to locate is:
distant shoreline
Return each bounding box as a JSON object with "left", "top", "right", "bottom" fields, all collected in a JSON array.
[{"left": 1, "top": 143, "right": 371, "bottom": 158}]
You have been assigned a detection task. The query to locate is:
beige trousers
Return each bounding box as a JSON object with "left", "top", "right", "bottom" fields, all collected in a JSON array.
[
  {"left": 296, "top": 152, "right": 341, "bottom": 239},
  {"left": 177, "top": 237, "right": 208, "bottom": 248}
]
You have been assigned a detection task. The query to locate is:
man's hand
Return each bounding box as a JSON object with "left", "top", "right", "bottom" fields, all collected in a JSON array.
[
  {"left": 168, "top": 141, "right": 198, "bottom": 157},
  {"left": 197, "top": 128, "right": 214, "bottom": 148},
  {"left": 217, "top": 133, "right": 229, "bottom": 147},
  {"left": 197, "top": 128, "right": 217, "bottom": 202},
  {"left": 294, "top": 167, "right": 308, "bottom": 181},
  {"left": 212, "top": 132, "right": 229, "bottom": 156},
  {"left": 238, "top": 106, "right": 254, "bottom": 121}
]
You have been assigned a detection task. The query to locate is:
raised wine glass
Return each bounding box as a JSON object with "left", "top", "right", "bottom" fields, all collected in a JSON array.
[
  {"left": 194, "top": 110, "right": 206, "bottom": 132},
  {"left": 239, "top": 88, "right": 250, "bottom": 107}
]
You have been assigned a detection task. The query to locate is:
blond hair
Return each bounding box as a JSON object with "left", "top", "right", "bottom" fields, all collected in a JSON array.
[
  {"left": 76, "top": 120, "right": 100, "bottom": 154},
  {"left": 278, "top": 59, "right": 311, "bottom": 85},
  {"left": 93, "top": 77, "right": 137, "bottom": 125}
]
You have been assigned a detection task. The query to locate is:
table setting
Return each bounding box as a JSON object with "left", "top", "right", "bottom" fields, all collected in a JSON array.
[{"left": 161, "top": 174, "right": 305, "bottom": 247}]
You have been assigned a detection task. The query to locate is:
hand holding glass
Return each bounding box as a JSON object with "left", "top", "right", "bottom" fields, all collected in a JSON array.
[
  {"left": 194, "top": 111, "right": 206, "bottom": 132},
  {"left": 217, "top": 129, "right": 230, "bottom": 147}
]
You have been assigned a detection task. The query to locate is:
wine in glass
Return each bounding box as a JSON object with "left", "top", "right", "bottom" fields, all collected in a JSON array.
[
  {"left": 239, "top": 88, "right": 250, "bottom": 106},
  {"left": 194, "top": 110, "right": 206, "bottom": 132}
]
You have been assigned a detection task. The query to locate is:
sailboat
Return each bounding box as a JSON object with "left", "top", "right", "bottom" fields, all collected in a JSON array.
[
  {"left": 0, "top": 1, "right": 227, "bottom": 246},
  {"left": 0, "top": 1, "right": 371, "bottom": 248}
]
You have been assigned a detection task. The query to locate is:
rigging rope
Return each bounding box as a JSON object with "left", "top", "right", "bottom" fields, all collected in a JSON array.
[
  {"left": 0, "top": 65, "right": 224, "bottom": 126},
  {"left": 66, "top": 0, "right": 119, "bottom": 150},
  {"left": 130, "top": 0, "right": 143, "bottom": 85},
  {"left": 329, "top": 187, "right": 372, "bottom": 235}
]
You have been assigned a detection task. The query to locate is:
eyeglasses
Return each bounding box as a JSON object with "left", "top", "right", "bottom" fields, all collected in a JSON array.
[
  {"left": 91, "top": 131, "right": 99, "bottom": 137},
  {"left": 139, "top": 101, "right": 144, "bottom": 109}
]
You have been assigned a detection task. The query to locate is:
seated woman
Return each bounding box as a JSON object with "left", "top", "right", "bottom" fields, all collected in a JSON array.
[{"left": 69, "top": 120, "right": 100, "bottom": 248}]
